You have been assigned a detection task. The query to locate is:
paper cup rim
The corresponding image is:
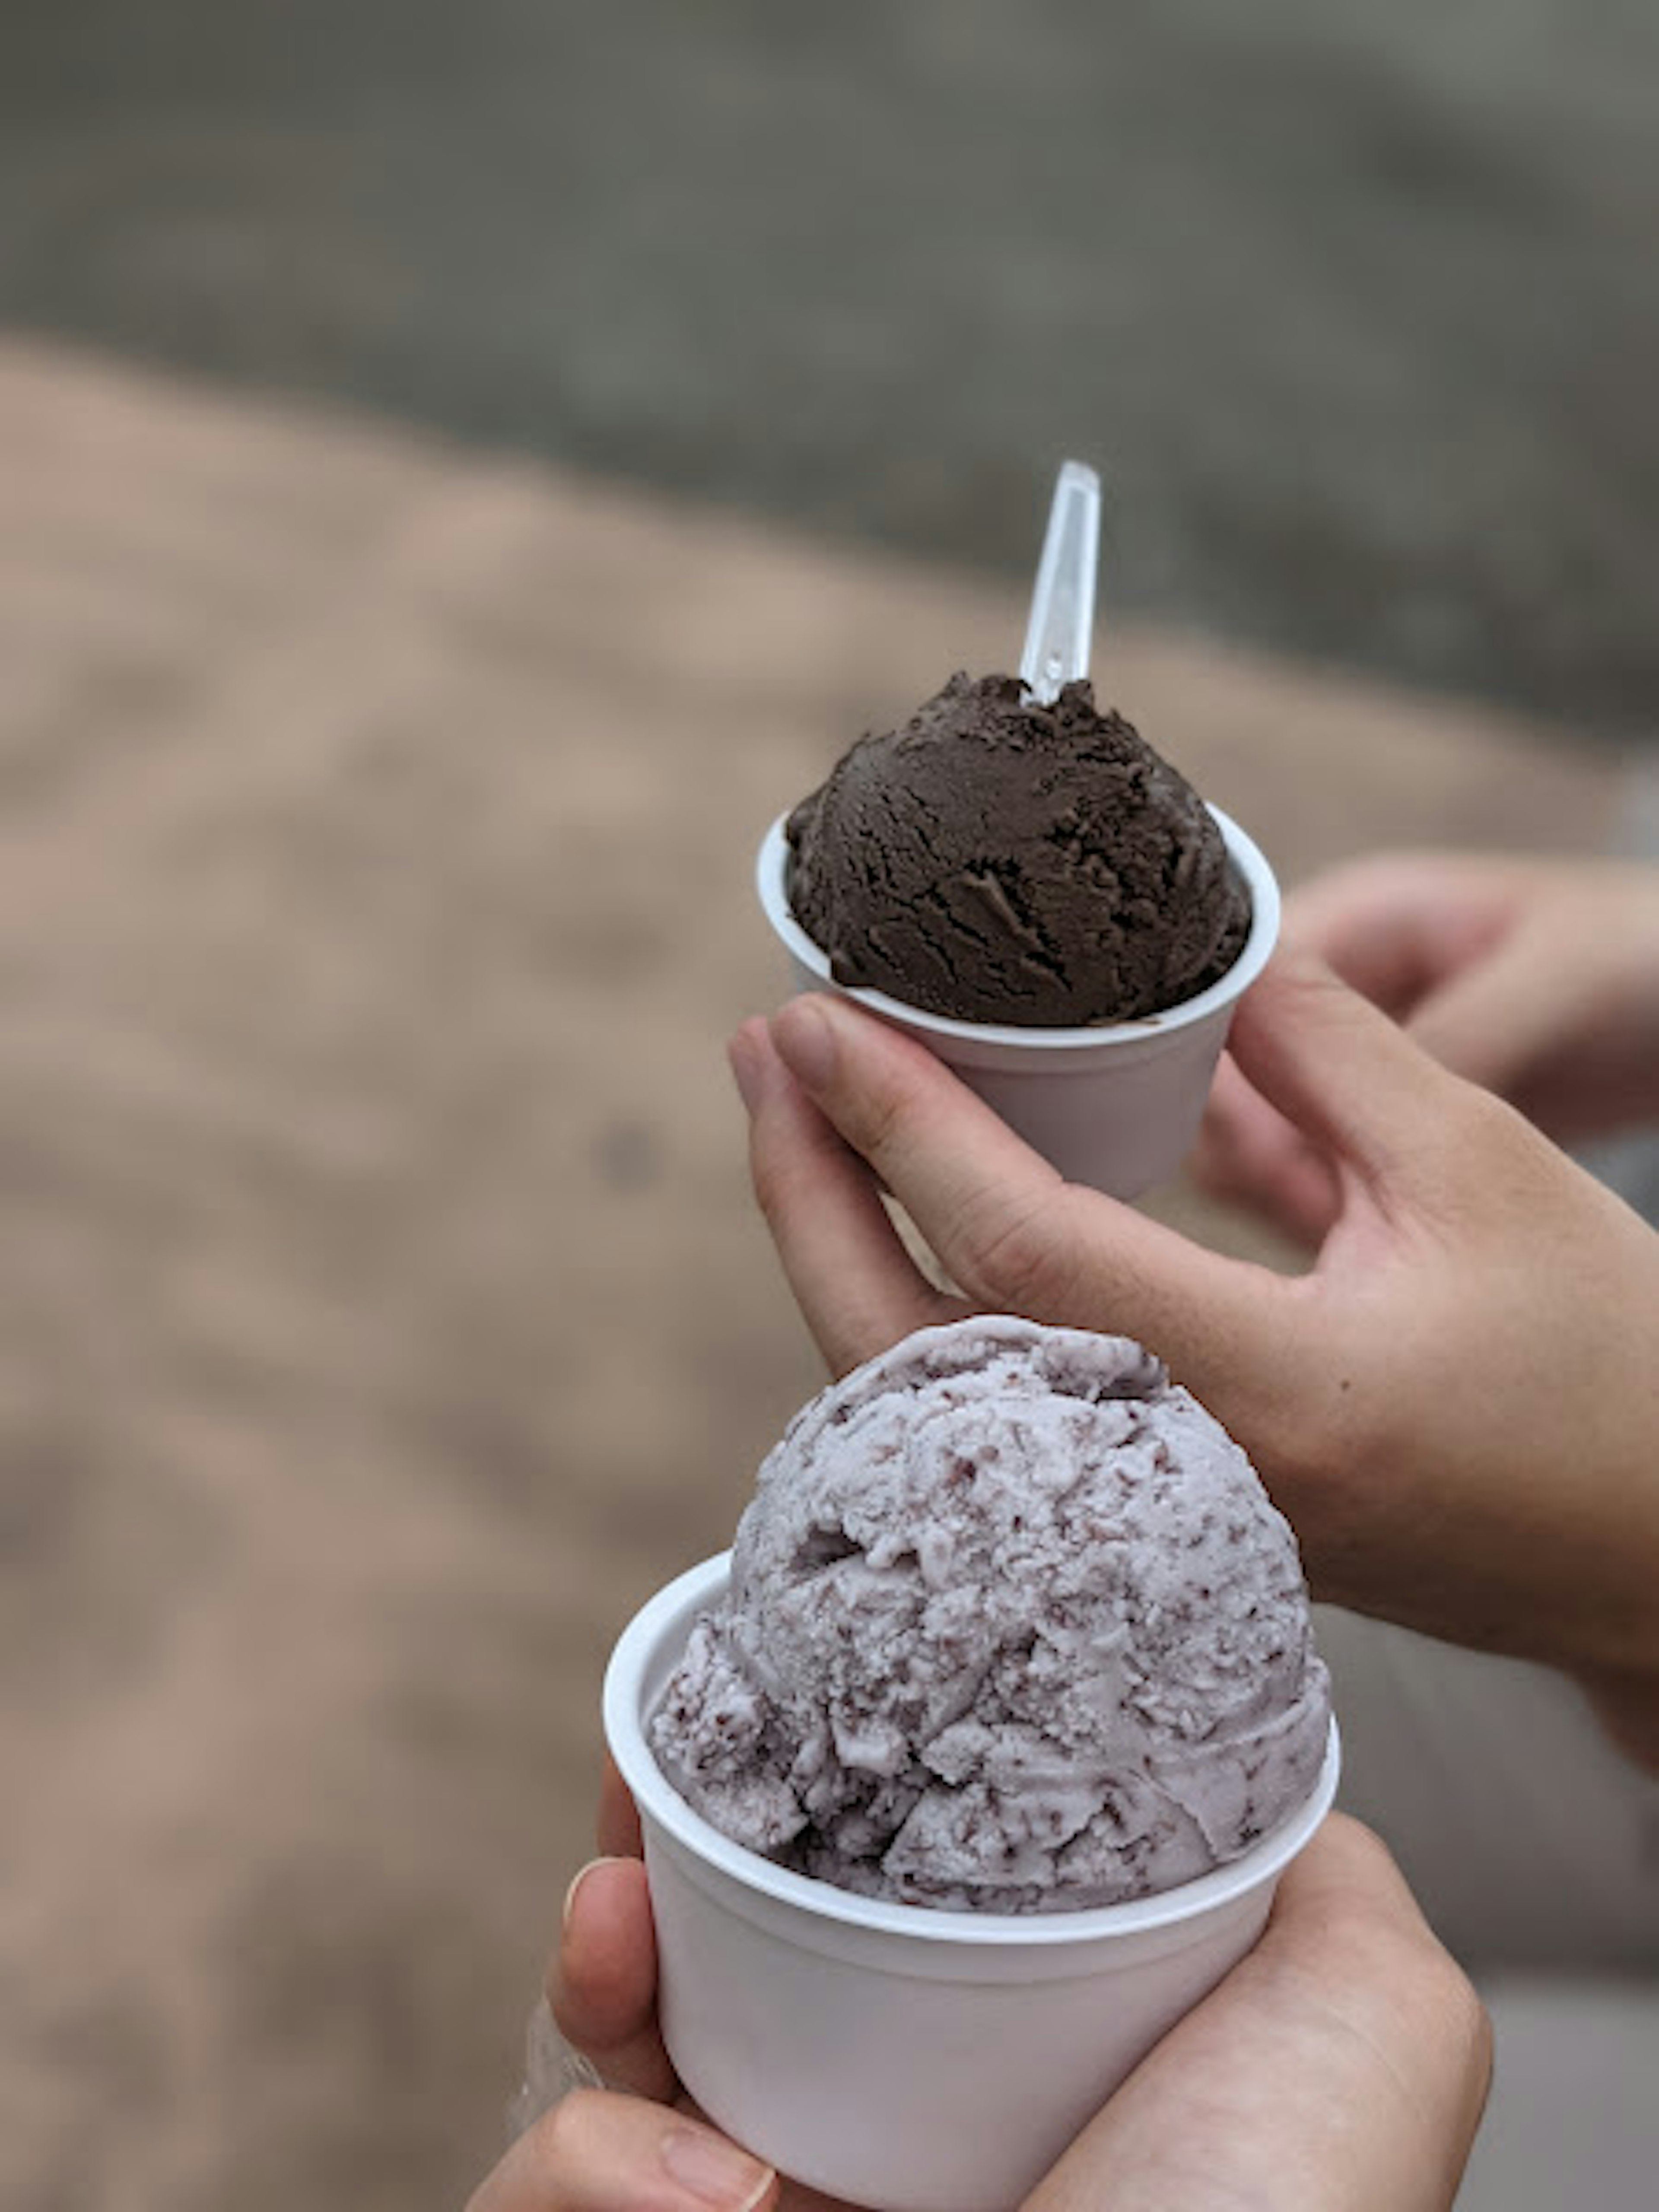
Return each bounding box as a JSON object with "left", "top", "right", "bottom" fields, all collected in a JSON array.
[
  {"left": 604, "top": 1552, "right": 1340, "bottom": 1951},
  {"left": 754, "top": 807, "right": 1280, "bottom": 1050}
]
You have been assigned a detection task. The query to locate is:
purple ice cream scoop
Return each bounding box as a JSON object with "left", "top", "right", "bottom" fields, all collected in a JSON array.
[{"left": 650, "top": 1316, "right": 1331, "bottom": 1913}]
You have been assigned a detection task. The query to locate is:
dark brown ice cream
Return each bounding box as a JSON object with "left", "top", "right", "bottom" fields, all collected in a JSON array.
[{"left": 785, "top": 672, "right": 1249, "bottom": 1027}]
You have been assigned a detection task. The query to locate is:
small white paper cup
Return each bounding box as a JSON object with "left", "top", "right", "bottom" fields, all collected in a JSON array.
[
  {"left": 755, "top": 809, "right": 1279, "bottom": 1198},
  {"left": 604, "top": 1554, "right": 1340, "bottom": 2212}
]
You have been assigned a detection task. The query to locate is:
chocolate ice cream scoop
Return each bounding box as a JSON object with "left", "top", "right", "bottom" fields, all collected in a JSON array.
[
  {"left": 784, "top": 672, "right": 1249, "bottom": 1028},
  {"left": 651, "top": 1316, "right": 1331, "bottom": 1913}
]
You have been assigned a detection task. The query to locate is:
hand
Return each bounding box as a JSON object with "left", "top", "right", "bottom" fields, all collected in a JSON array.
[
  {"left": 728, "top": 960, "right": 1659, "bottom": 1767},
  {"left": 467, "top": 1762, "right": 839, "bottom": 2212},
  {"left": 1197, "top": 853, "right": 1659, "bottom": 1245},
  {"left": 467, "top": 1777, "right": 782, "bottom": 2212},
  {"left": 1023, "top": 1815, "right": 1490, "bottom": 2212},
  {"left": 467, "top": 2082, "right": 775, "bottom": 2212},
  {"left": 478, "top": 1776, "right": 1490, "bottom": 2212}
]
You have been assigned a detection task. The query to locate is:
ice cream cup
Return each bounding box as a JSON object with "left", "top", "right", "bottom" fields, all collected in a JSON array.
[
  {"left": 754, "top": 808, "right": 1279, "bottom": 1199},
  {"left": 604, "top": 1553, "right": 1341, "bottom": 2212}
]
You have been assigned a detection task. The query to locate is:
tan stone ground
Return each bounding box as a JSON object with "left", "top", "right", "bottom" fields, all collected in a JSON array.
[{"left": 0, "top": 341, "right": 1627, "bottom": 2211}]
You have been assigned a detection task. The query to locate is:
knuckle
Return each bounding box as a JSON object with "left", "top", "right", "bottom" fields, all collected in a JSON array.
[
  {"left": 526, "top": 2086, "right": 603, "bottom": 2167},
  {"left": 1430, "top": 1072, "right": 1535, "bottom": 1171},
  {"left": 1436, "top": 1072, "right": 1511, "bottom": 1150},
  {"left": 1409, "top": 1081, "right": 1564, "bottom": 1234},
  {"left": 1438, "top": 1952, "right": 1494, "bottom": 2059},
  {"left": 748, "top": 1111, "right": 849, "bottom": 1228},
  {"left": 955, "top": 1185, "right": 1076, "bottom": 1313},
  {"left": 845, "top": 1071, "right": 912, "bottom": 1176},
  {"left": 747, "top": 1136, "right": 795, "bottom": 1228},
  {"left": 1379, "top": 1926, "right": 1492, "bottom": 2087},
  {"left": 1452, "top": 1973, "right": 1496, "bottom": 2094},
  {"left": 1286, "top": 1828, "right": 1490, "bottom": 2098}
]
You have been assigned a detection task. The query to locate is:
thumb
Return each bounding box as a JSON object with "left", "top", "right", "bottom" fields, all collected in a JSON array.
[
  {"left": 470, "top": 2094, "right": 776, "bottom": 2212},
  {"left": 1023, "top": 1818, "right": 1489, "bottom": 2212}
]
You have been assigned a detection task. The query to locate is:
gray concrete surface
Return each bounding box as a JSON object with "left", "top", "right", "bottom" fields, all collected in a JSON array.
[{"left": 3, "top": 1, "right": 1657, "bottom": 741}]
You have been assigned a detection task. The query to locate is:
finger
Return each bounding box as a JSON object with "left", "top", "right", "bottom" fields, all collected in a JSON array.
[
  {"left": 768, "top": 995, "right": 1293, "bottom": 1399},
  {"left": 1025, "top": 1816, "right": 1490, "bottom": 2212},
  {"left": 1220, "top": 952, "right": 1462, "bottom": 1193},
  {"left": 549, "top": 1856, "right": 678, "bottom": 2104},
  {"left": 598, "top": 1754, "right": 644, "bottom": 1859},
  {"left": 1282, "top": 855, "right": 1512, "bottom": 1016},
  {"left": 1406, "top": 923, "right": 1580, "bottom": 1099},
  {"left": 1191, "top": 1053, "right": 1339, "bottom": 1249},
  {"left": 1263, "top": 1809, "right": 1443, "bottom": 1939},
  {"left": 469, "top": 2088, "right": 776, "bottom": 2212},
  {"left": 733, "top": 1017, "right": 958, "bottom": 1375}
]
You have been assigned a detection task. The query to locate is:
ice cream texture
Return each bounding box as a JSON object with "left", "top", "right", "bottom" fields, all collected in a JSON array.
[
  {"left": 784, "top": 672, "right": 1250, "bottom": 1028},
  {"left": 650, "top": 1317, "right": 1331, "bottom": 1913}
]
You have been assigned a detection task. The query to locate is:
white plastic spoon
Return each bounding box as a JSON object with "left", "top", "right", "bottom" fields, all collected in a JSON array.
[{"left": 1019, "top": 458, "right": 1101, "bottom": 706}]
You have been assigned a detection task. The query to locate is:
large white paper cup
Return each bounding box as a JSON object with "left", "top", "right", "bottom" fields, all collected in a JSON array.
[
  {"left": 604, "top": 1554, "right": 1340, "bottom": 2212},
  {"left": 755, "top": 809, "right": 1279, "bottom": 1198}
]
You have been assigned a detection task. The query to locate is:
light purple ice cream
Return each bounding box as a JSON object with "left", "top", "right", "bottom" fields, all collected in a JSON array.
[{"left": 650, "top": 1317, "right": 1331, "bottom": 1913}]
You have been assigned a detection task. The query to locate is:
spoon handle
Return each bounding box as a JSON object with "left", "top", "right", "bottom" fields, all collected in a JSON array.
[{"left": 1019, "top": 459, "right": 1100, "bottom": 706}]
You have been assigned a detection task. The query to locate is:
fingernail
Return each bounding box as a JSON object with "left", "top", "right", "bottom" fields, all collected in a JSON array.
[
  {"left": 772, "top": 996, "right": 837, "bottom": 1091},
  {"left": 726, "top": 1025, "right": 767, "bottom": 1115},
  {"left": 661, "top": 2121, "right": 775, "bottom": 2210},
  {"left": 561, "top": 1856, "right": 616, "bottom": 1934}
]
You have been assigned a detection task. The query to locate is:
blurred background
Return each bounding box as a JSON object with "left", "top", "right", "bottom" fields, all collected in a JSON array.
[
  {"left": 7, "top": 0, "right": 1659, "bottom": 737},
  {"left": 0, "top": 7, "right": 1653, "bottom": 2209}
]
